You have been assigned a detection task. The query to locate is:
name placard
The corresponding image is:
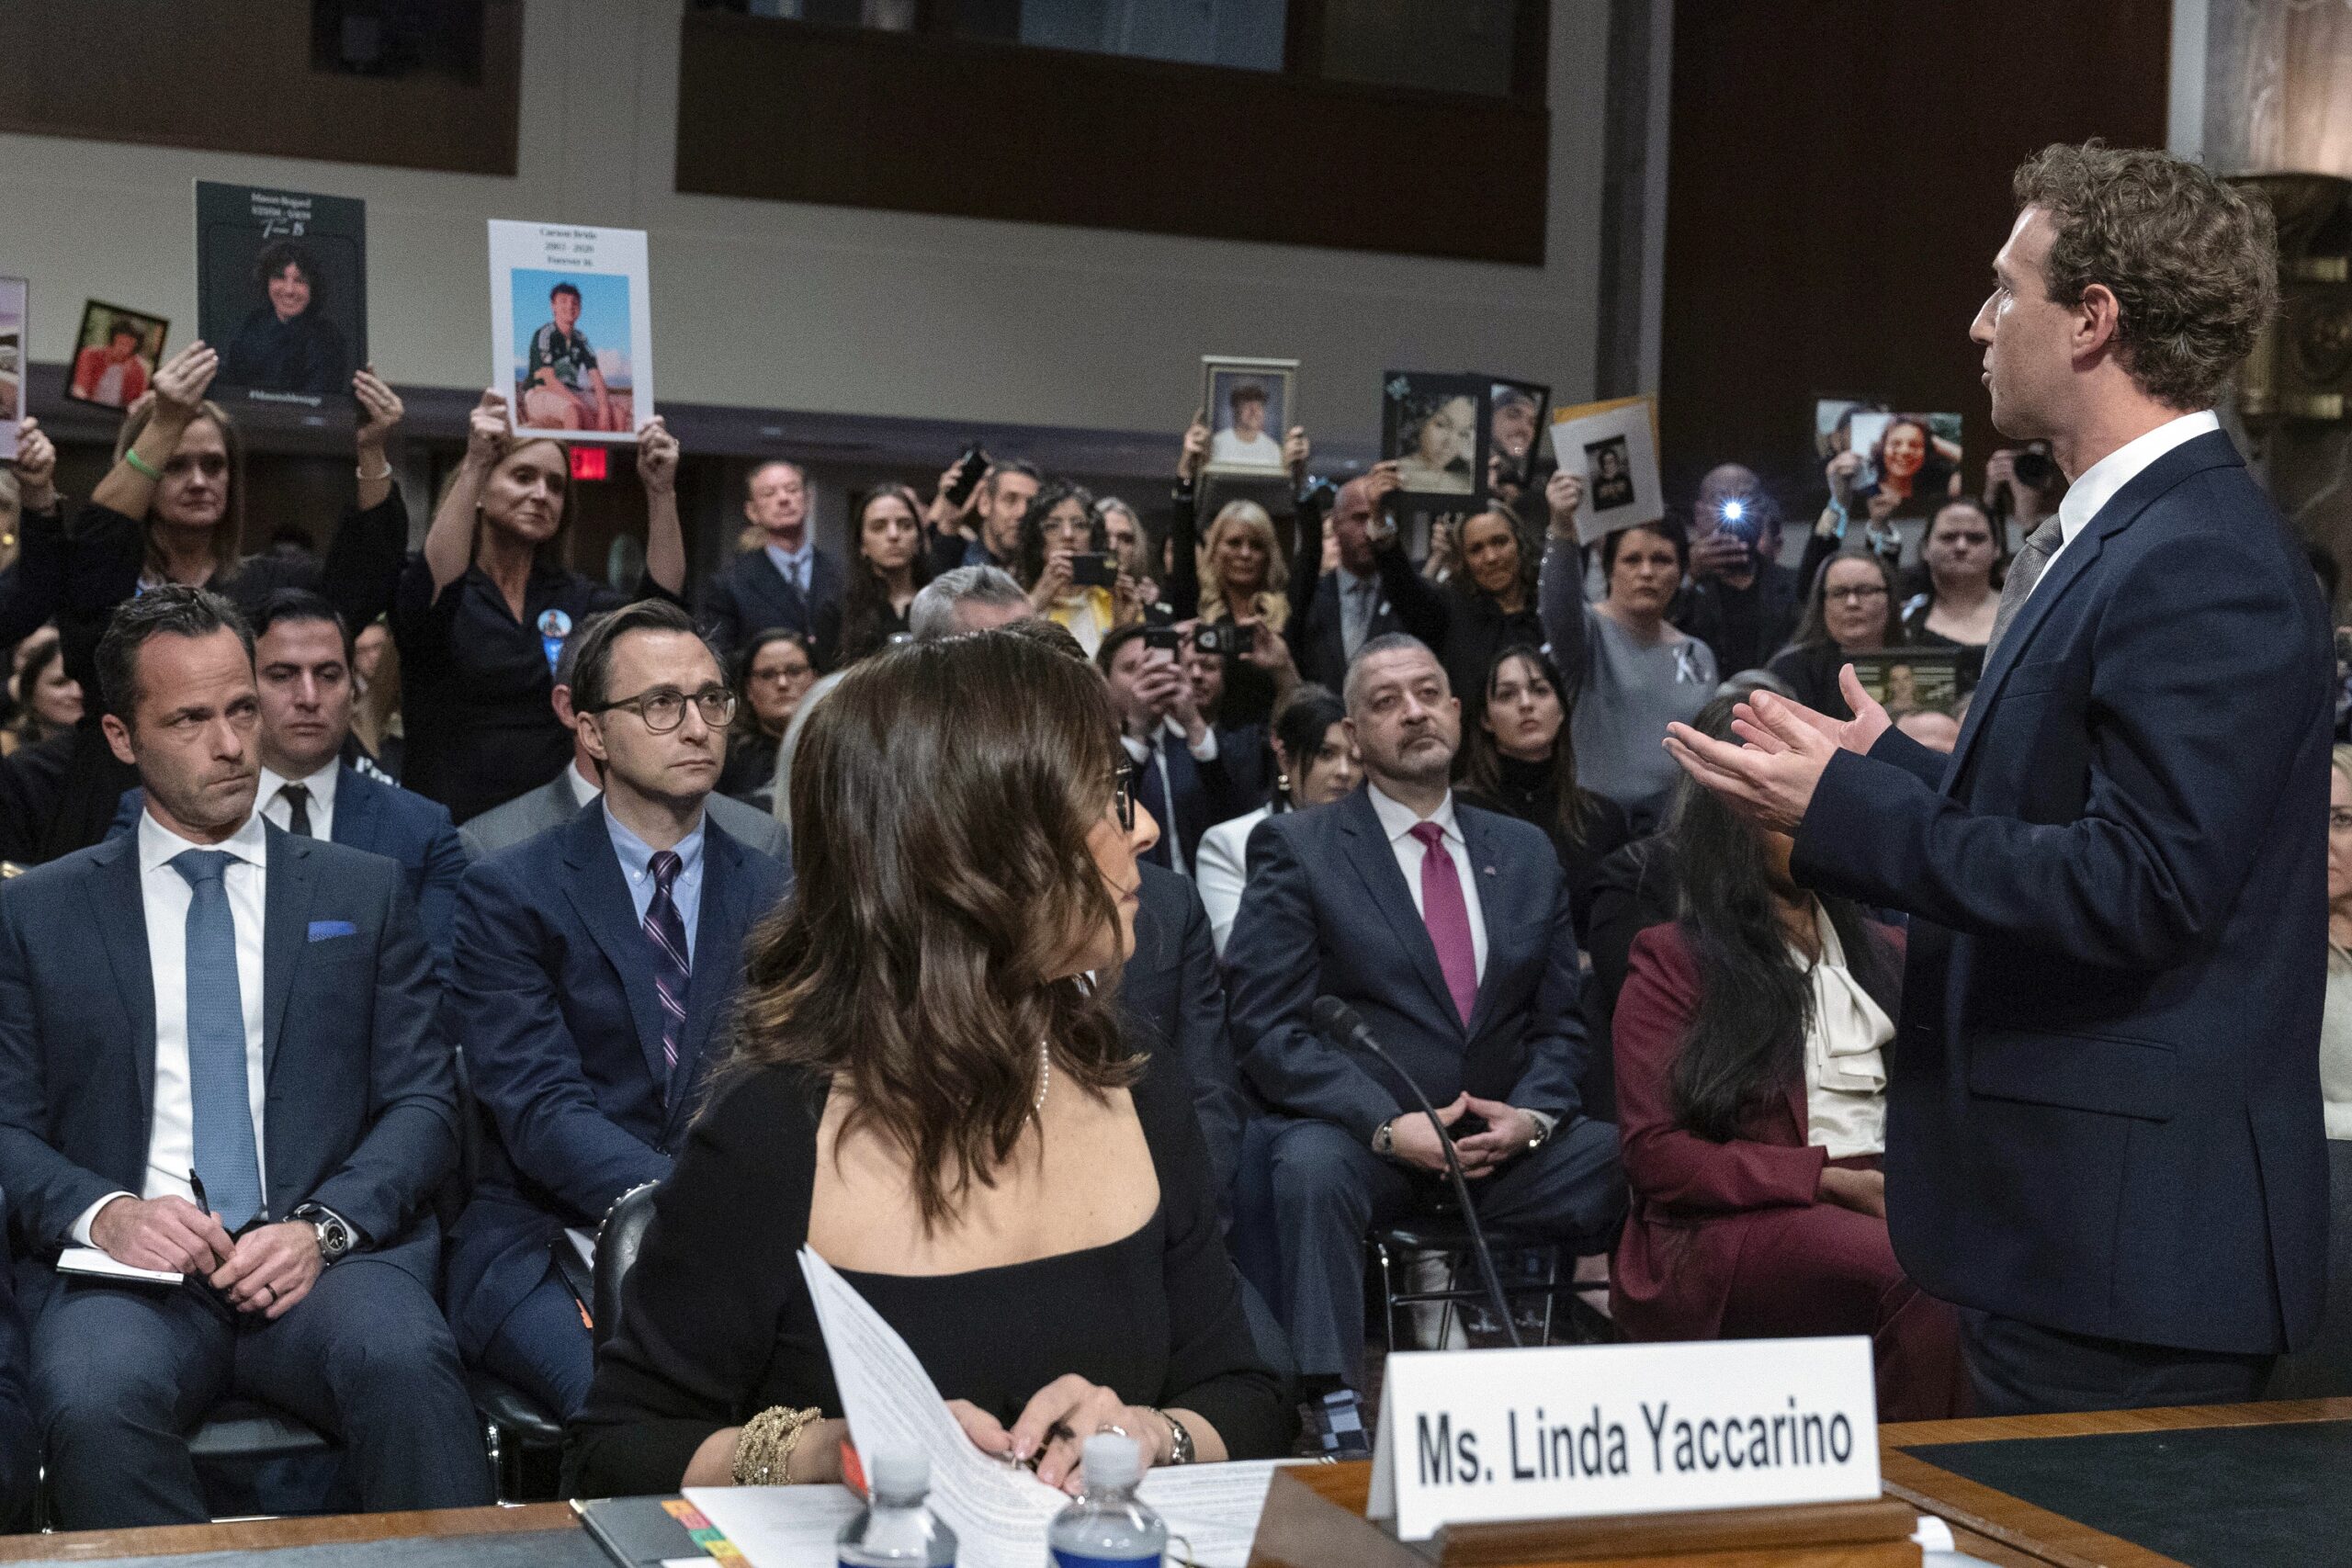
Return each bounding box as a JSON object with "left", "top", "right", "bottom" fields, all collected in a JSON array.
[{"left": 1366, "top": 1337, "right": 1880, "bottom": 1541}]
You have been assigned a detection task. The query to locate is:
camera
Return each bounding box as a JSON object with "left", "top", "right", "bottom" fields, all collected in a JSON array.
[
  {"left": 1142, "top": 626, "right": 1183, "bottom": 654},
  {"left": 2011, "top": 447, "right": 2058, "bottom": 491},
  {"left": 1068, "top": 552, "right": 1119, "bottom": 590},
  {"left": 1716, "top": 496, "right": 1762, "bottom": 546},
  {"left": 1192, "top": 623, "right": 1245, "bottom": 658},
  {"left": 943, "top": 444, "right": 989, "bottom": 508}
]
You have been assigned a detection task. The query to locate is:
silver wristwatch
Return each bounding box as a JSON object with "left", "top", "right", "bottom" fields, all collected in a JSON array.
[
  {"left": 293, "top": 1203, "right": 353, "bottom": 1264},
  {"left": 1372, "top": 1119, "right": 1398, "bottom": 1158}
]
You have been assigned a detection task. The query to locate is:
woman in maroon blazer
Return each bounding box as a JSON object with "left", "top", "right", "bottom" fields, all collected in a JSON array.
[{"left": 1611, "top": 696, "right": 1964, "bottom": 1421}]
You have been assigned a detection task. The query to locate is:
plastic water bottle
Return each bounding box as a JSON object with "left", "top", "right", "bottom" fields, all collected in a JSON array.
[
  {"left": 839, "top": 1450, "right": 956, "bottom": 1568},
  {"left": 1046, "top": 1434, "right": 1167, "bottom": 1568}
]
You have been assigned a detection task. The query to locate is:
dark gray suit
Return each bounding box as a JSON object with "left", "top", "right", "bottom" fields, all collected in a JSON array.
[
  {"left": 1224, "top": 787, "right": 1623, "bottom": 1384},
  {"left": 702, "top": 547, "right": 845, "bottom": 669},
  {"left": 0, "top": 823, "right": 487, "bottom": 1527},
  {"left": 458, "top": 770, "right": 789, "bottom": 863}
]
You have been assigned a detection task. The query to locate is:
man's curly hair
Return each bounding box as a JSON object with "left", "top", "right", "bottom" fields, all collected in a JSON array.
[{"left": 2013, "top": 141, "right": 2278, "bottom": 411}]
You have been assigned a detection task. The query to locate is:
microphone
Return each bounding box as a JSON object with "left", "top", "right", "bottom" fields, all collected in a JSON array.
[{"left": 1310, "top": 997, "right": 1521, "bottom": 1349}]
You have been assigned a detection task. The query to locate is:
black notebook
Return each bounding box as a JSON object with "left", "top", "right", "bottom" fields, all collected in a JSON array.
[{"left": 573, "top": 1495, "right": 707, "bottom": 1567}]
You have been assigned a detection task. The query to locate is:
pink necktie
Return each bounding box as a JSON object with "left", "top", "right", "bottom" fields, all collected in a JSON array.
[{"left": 1409, "top": 821, "right": 1478, "bottom": 1029}]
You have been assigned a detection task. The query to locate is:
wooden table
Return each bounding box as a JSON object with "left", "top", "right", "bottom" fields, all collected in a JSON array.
[
  {"left": 0, "top": 1501, "right": 574, "bottom": 1562},
  {"left": 1881, "top": 1397, "right": 2352, "bottom": 1567}
]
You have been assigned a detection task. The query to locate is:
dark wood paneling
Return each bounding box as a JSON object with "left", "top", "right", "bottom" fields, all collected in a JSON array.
[
  {"left": 1657, "top": 0, "right": 2171, "bottom": 508},
  {"left": 674, "top": 13, "right": 1549, "bottom": 265},
  {"left": 0, "top": 0, "right": 521, "bottom": 176}
]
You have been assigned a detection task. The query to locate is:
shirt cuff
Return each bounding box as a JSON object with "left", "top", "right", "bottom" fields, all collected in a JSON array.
[
  {"left": 72, "top": 1192, "right": 136, "bottom": 1248},
  {"left": 1187, "top": 728, "right": 1219, "bottom": 763},
  {"left": 1523, "top": 1109, "right": 1558, "bottom": 1144}
]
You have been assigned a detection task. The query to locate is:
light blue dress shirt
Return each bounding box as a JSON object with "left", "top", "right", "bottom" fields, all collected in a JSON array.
[{"left": 603, "top": 805, "right": 706, "bottom": 964}]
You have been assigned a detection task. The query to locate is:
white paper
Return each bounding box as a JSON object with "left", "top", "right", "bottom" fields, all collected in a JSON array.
[
  {"left": 795, "top": 1248, "right": 1283, "bottom": 1568},
  {"left": 1911, "top": 1514, "right": 1956, "bottom": 1551},
  {"left": 487, "top": 219, "right": 656, "bottom": 444},
  {"left": 57, "top": 1247, "right": 180, "bottom": 1285},
  {"left": 1546, "top": 400, "right": 1664, "bottom": 545},
  {"left": 685, "top": 1484, "right": 864, "bottom": 1568}
]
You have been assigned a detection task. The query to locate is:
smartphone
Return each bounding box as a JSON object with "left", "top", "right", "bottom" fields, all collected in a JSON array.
[
  {"left": 1069, "top": 552, "right": 1118, "bottom": 589},
  {"left": 1142, "top": 626, "right": 1183, "bottom": 654},
  {"left": 1192, "top": 622, "right": 1245, "bottom": 658},
  {"left": 944, "top": 444, "right": 989, "bottom": 508}
]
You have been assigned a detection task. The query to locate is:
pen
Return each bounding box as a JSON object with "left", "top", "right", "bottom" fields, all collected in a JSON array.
[{"left": 188, "top": 1169, "right": 209, "bottom": 1217}]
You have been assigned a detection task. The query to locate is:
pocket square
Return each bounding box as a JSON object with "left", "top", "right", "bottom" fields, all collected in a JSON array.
[{"left": 307, "top": 919, "right": 357, "bottom": 942}]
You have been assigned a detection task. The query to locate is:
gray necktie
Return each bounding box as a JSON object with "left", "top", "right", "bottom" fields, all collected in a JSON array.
[
  {"left": 1341, "top": 576, "right": 1377, "bottom": 660},
  {"left": 1985, "top": 516, "right": 2066, "bottom": 660},
  {"left": 171, "top": 850, "right": 262, "bottom": 1231}
]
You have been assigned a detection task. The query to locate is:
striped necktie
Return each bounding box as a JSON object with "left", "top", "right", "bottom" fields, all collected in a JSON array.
[{"left": 644, "top": 851, "right": 691, "bottom": 1080}]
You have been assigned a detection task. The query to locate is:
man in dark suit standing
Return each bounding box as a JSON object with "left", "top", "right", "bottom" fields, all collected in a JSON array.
[
  {"left": 702, "top": 460, "right": 845, "bottom": 669},
  {"left": 1286, "top": 465, "right": 1447, "bottom": 693},
  {"left": 448, "top": 600, "right": 789, "bottom": 1419},
  {"left": 109, "top": 589, "right": 469, "bottom": 976},
  {"left": 1226, "top": 634, "right": 1623, "bottom": 1393},
  {"left": 1668, "top": 144, "right": 2327, "bottom": 1414},
  {"left": 0, "top": 588, "right": 484, "bottom": 1527}
]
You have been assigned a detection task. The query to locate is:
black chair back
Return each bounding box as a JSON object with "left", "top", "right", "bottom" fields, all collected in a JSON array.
[{"left": 592, "top": 1182, "right": 660, "bottom": 1349}]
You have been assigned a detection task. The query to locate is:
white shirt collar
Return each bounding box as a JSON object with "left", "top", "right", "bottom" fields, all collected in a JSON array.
[
  {"left": 2054, "top": 409, "right": 2220, "bottom": 548},
  {"left": 1366, "top": 779, "right": 1461, "bottom": 848},
  {"left": 257, "top": 759, "right": 340, "bottom": 817},
  {"left": 138, "top": 801, "right": 272, "bottom": 877},
  {"left": 567, "top": 761, "right": 602, "bottom": 808}
]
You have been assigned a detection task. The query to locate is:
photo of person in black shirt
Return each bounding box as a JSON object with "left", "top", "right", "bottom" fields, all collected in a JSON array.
[{"left": 218, "top": 240, "right": 353, "bottom": 400}]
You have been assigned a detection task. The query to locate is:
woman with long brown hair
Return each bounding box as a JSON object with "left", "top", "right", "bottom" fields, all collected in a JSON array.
[
  {"left": 567, "top": 631, "right": 1290, "bottom": 1498},
  {"left": 820, "top": 483, "right": 933, "bottom": 666},
  {"left": 393, "top": 388, "right": 684, "bottom": 822}
]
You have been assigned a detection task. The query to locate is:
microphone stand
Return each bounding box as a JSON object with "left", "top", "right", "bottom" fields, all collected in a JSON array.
[{"left": 1313, "top": 998, "right": 1521, "bottom": 1349}]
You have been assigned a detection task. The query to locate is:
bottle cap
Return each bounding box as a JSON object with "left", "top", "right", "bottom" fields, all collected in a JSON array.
[
  {"left": 1082, "top": 1432, "right": 1140, "bottom": 1488},
  {"left": 867, "top": 1449, "right": 930, "bottom": 1500}
]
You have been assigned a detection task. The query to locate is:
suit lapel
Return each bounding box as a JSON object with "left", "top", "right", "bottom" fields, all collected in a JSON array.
[
  {"left": 669, "top": 824, "right": 747, "bottom": 1133},
  {"left": 1337, "top": 791, "right": 1460, "bottom": 1036},
  {"left": 330, "top": 763, "right": 379, "bottom": 855},
  {"left": 86, "top": 838, "right": 158, "bottom": 1131},
  {"left": 1455, "top": 808, "right": 1513, "bottom": 1043},
  {"left": 261, "top": 826, "right": 311, "bottom": 1086},
  {"left": 560, "top": 809, "right": 673, "bottom": 1094},
  {"left": 752, "top": 552, "right": 810, "bottom": 628}
]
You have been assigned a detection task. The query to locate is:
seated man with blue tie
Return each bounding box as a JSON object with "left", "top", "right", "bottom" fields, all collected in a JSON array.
[
  {"left": 1099, "top": 623, "right": 1251, "bottom": 879},
  {"left": 448, "top": 599, "right": 789, "bottom": 1419},
  {"left": 0, "top": 587, "right": 485, "bottom": 1529},
  {"left": 1225, "top": 634, "right": 1623, "bottom": 1395},
  {"left": 110, "top": 589, "right": 469, "bottom": 977}
]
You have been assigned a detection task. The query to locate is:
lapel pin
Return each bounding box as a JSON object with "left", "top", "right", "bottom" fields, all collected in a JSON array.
[{"left": 1483, "top": 865, "right": 1497, "bottom": 876}]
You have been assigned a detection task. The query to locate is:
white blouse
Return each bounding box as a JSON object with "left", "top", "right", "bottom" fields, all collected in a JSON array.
[{"left": 1796, "top": 903, "right": 1893, "bottom": 1158}]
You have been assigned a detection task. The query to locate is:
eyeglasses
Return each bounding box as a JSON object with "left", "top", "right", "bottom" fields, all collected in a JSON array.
[
  {"left": 590, "top": 684, "right": 737, "bottom": 733},
  {"left": 1826, "top": 584, "right": 1889, "bottom": 604},
  {"left": 1111, "top": 759, "right": 1140, "bottom": 832}
]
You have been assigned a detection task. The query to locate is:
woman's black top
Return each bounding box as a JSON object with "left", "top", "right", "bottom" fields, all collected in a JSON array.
[
  {"left": 220, "top": 306, "right": 351, "bottom": 400},
  {"left": 718, "top": 729, "right": 781, "bottom": 811},
  {"left": 1896, "top": 601, "right": 1986, "bottom": 694},
  {"left": 817, "top": 592, "right": 910, "bottom": 670},
  {"left": 1440, "top": 583, "right": 1544, "bottom": 728},
  {"left": 1460, "top": 752, "right": 1634, "bottom": 941},
  {"left": 563, "top": 1052, "right": 1294, "bottom": 1498},
  {"left": 391, "top": 554, "right": 676, "bottom": 825}
]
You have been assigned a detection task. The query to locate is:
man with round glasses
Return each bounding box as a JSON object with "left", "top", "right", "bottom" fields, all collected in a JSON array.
[{"left": 444, "top": 599, "right": 789, "bottom": 1421}]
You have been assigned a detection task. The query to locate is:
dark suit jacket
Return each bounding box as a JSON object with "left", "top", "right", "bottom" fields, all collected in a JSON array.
[
  {"left": 1793, "top": 429, "right": 2333, "bottom": 1356},
  {"left": 1288, "top": 552, "right": 1449, "bottom": 694},
  {"left": 701, "top": 547, "right": 845, "bottom": 671},
  {"left": 444, "top": 805, "right": 790, "bottom": 1358},
  {"left": 0, "top": 827, "right": 457, "bottom": 1289},
  {"left": 1120, "top": 863, "right": 1248, "bottom": 1206},
  {"left": 0, "top": 1193, "right": 38, "bottom": 1526},
  {"left": 454, "top": 770, "right": 791, "bottom": 863},
  {"left": 108, "top": 763, "right": 469, "bottom": 980},
  {"left": 1225, "top": 787, "right": 1589, "bottom": 1141}
]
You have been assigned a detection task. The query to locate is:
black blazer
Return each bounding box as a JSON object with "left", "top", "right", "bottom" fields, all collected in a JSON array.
[
  {"left": 1289, "top": 554, "right": 1449, "bottom": 694},
  {"left": 1225, "top": 787, "right": 1591, "bottom": 1141},
  {"left": 1794, "top": 430, "right": 2333, "bottom": 1356},
  {"left": 702, "top": 547, "right": 846, "bottom": 670},
  {"left": 1120, "top": 863, "right": 1249, "bottom": 1206},
  {"left": 0, "top": 826, "right": 456, "bottom": 1289}
]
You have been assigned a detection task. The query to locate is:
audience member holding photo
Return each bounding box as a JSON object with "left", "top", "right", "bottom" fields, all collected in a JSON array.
[
  {"left": 1210, "top": 381, "right": 1283, "bottom": 469},
  {"left": 1394, "top": 391, "right": 1478, "bottom": 495},
  {"left": 1766, "top": 549, "right": 1905, "bottom": 723},
  {"left": 219, "top": 242, "right": 353, "bottom": 400},
  {"left": 521, "top": 281, "right": 622, "bottom": 434},
  {"left": 1849, "top": 415, "right": 1961, "bottom": 520},
  {"left": 392, "top": 388, "right": 685, "bottom": 823},
  {"left": 1436, "top": 506, "right": 1546, "bottom": 723}
]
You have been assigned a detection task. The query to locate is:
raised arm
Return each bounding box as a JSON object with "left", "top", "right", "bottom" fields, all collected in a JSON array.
[
  {"left": 89, "top": 345, "right": 218, "bottom": 522},
  {"left": 422, "top": 390, "right": 510, "bottom": 595},
  {"left": 0, "top": 421, "right": 65, "bottom": 649},
  {"left": 319, "top": 369, "right": 413, "bottom": 634},
  {"left": 1538, "top": 469, "right": 1596, "bottom": 694},
  {"left": 636, "top": 416, "right": 686, "bottom": 597}
]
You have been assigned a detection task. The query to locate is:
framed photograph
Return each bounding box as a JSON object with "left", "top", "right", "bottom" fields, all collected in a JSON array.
[
  {"left": 0, "top": 277, "right": 22, "bottom": 461},
  {"left": 196, "top": 181, "right": 367, "bottom": 417},
  {"left": 1547, "top": 395, "right": 1663, "bottom": 544},
  {"left": 1846, "top": 648, "right": 1971, "bottom": 711},
  {"left": 1382, "top": 370, "right": 1488, "bottom": 510},
  {"left": 1813, "top": 395, "right": 1884, "bottom": 462},
  {"left": 1200, "top": 355, "right": 1296, "bottom": 477},
  {"left": 490, "top": 220, "right": 654, "bottom": 444},
  {"left": 1845, "top": 409, "right": 1964, "bottom": 520},
  {"left": 63, "top": 300, "right": 170, "bottom": 412},
  {"left": 1483, "top": 378, "right": 1551, "bottom": 495}
]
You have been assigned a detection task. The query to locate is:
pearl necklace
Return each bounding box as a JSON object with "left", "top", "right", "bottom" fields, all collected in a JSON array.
[{"left": 1035, "top": 1041, "right": 1052, "bottom": 1117}]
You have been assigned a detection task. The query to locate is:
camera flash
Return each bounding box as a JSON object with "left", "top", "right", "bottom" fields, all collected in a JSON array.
[{"left": 1722, "top": 500, "right": 1746, "bottom": 523}]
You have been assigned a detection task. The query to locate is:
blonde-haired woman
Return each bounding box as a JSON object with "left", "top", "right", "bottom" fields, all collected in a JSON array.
[{"left": 1196, "top": 500, "right": 1289, "bottom": 633}]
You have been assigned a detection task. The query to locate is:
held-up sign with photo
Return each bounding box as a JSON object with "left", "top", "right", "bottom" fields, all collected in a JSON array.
[
  {"left": 196, "top": 181, "right": 367, "bottom": 419},
  {"left": 0, "top": 276, "right": 24, "bottom": 461},
  {"left": 65, "top": 300, "right": 170, "bottom": 412},
  {"left": 1548, "top": 396, "right": 1663, "bottom": 545},
  {"left": 1200, "top": 355, "right": 1297, "bottom": 478},
  {"left": 1383, "top": 371, "right": 1489, "bottom": 512},
  {"left": 1367, "top": 1337, "right": 1881, "bottom": 1542},
  {"left": 489, "top": 220, "right": 656, "bottom": 444}
]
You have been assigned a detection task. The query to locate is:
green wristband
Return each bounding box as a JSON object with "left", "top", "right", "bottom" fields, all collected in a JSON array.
[{"left": 123, "top": 449, "right": 163, "bottom": 482}]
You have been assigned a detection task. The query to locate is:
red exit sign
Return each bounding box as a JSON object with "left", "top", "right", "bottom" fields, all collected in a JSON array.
[{"left": 569, "top": 446, "right": 609, "bottom": 481}]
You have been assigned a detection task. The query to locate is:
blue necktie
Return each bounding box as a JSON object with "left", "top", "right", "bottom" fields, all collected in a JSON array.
[
  {"left": 1134, "top": 741, "right": 1173, "bottom": 870},
  {"left": 644, "top": 851, "right": 691, "bottom": 1086},
  {"left": 172, "top": 850, "right": 262, "bottom": 1231}
]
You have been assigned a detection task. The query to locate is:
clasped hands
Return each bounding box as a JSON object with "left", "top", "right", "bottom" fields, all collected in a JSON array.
[
  {"left": 1661, "top": 664, "right": 1893, "bottom": 835},
  {"left": 87, "top": 1195, "right": 322, "bottom": 1319},
  {"left": 1389, "top": 1094, "right": 1542, "bottom": 1179}
]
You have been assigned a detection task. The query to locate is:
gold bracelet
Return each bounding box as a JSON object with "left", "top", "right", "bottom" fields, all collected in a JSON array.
[{"left": 732, "top": 1404, "right": 824, "bottom": 1486}]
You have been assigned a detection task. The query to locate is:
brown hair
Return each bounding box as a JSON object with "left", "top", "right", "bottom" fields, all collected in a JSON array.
[
  {"left": 725, "top": 631, "right": 1136, "bottom": 1226},
  {"left": 431, "top": 431, "right": 572, "bottom": 567},
  {"left": 1792, "top": 547, "right": 1902, "bottom": 651},
  {"left": 2012, "top": 141, "right": 2278, "bottom": 411},
  {"left": 114, "top": 398, "right": 245, "bottom": 581}
]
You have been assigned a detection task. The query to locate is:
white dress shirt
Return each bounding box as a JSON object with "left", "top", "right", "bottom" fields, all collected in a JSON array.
[
  {"left": 1120, "top": 720, "right": 1221, "bottom": 879},
  {"left": 2033, "top": 409, "right": 2220, "bottom": 593},
  {"left": 568, "top": 761, "right": 602, "bottom": 809},
  {"left": 1365, "top": 781, "right": 1487, "bottom": 982},
  {"left": 74, "top": 809, "right": 274, "bottom": 1244},
  {"left": 258, "top": 759, "right": 340, "bottom": 840},
  {"left": 1796, "top": 902, "right": 1893, "bottom": 1159}
]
